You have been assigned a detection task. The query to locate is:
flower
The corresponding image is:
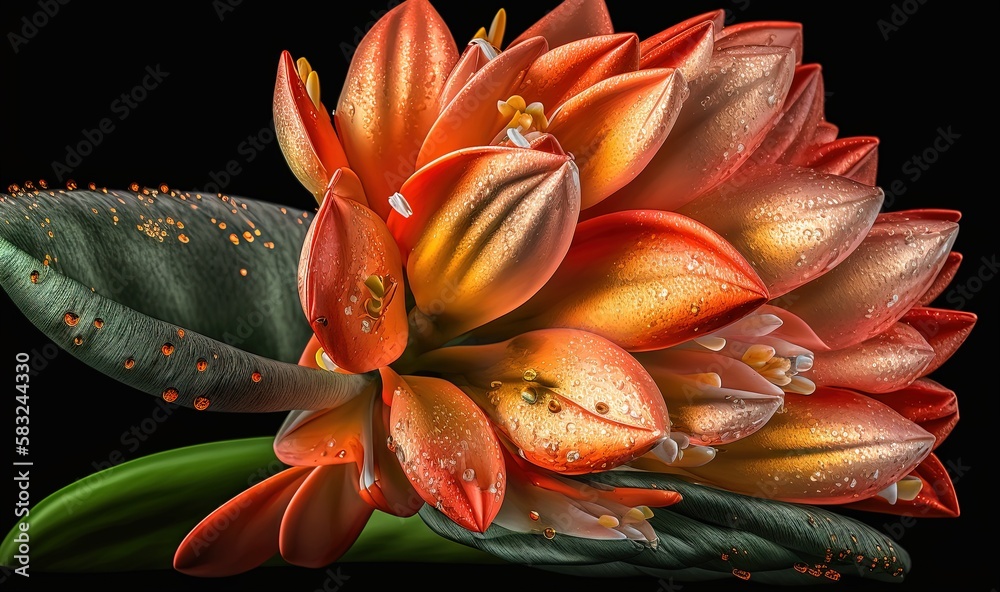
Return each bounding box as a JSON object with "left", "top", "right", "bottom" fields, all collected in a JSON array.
[{"left": 0, "top": 0, "right": 978, "bottom": 587}]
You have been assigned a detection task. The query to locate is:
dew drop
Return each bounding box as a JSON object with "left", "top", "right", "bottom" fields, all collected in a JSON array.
[
  {"left": 529, "top": 510, "right": 540, "bottom": 521},
  {"left": 315, "top": 316, "right": 328, "bottom": 326},
  {"left": 72, "top": 336, "right": 83, "bottom": 346},
  {"left": 161, "top": 343, "right": 174, "bottom": 356},
  {"left": 93, "top": 318, "right": 104, "bottom": 329},
  {"left": 63, "top": 311, "right": 80, "bottom": 326},
  {"left": 193, "top": 396, "right": 211, "bottom": 411},
  {"left": 543, "top": 527, "right": 556, "bottom": 540},
  {"left": 196, "top": 358, "right": 208, "bottom": 372},
  {"left": 251, "top": 371, "right": 262, "bottom": 383},
  {"left": 566, "top": 450, "right": 580, "bottom": 463},
  {"left": 178, "top": 234, "right": 189, "bottom": 244},
  {"left": 124, "top": 358, "right": 136, "bottom": 370},
  {"left": 522, "top": 368, "right": 538, "bottom": 381},
  {"left": 547, "top": 399, "right": 562, "bottom": 413},
  {"left": 595, "top": 401, "right": 610, "bottom": 415},
  {"left": 29, "top": 270, "right": 39, "bottom": 284},
  {"left": 462, "top": 468, "right": 476, "bottom": 482},
  {"left": 521, "top": 387, "right": 538, "bottom": 404},
  {"left": 162, "top": 387, "right": 179, "bottom": 403},
  {"left": 229, "top": 233, "right": 239, "bottom": 245},
  {"left": 490, "top": 380, "right": 503, "bottom": 389}
]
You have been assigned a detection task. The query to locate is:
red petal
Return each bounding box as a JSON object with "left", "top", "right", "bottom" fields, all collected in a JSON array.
[
  {"left": 799, "top": 136, "right": 880, "bottom": 185},
  {"left": 173, "top": 467, "right": 311, "bottom": 577},
  {"left": 845, "top": 454, "right": 959, "bottom": 518},
  {"left": 640, "top": 20, "right": 715, "bottom": 80},
  {"left": 279, "top": 463, "right": 373, "bottom": 567},
  {"left": 865, "top": 378, "right": 958, "bottom": 448},
  {"left": 639, "top": 10, "right": 725, "bottom": 58},
  {"left": 716, "top": 21, "right": 803, "bottom": 64},
  {"left": 877, "top": 209, "right": 962, "bottom": 223},
  {"left": 509, "top": 0, "right": 614, "bottom": 49},
  {"left": 900, "top": 307, "right": 977, "bottom": 375},
  {"left": 919, "top": 251, "right": 962, "bottom": 306},
  {"left": 742, "top": 64, "right": 824, "bottom": 168}
]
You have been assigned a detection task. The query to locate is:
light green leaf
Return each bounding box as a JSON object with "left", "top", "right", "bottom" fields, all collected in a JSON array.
[{"left": 0, "top": 188, "right": 312, "bottom": 362}]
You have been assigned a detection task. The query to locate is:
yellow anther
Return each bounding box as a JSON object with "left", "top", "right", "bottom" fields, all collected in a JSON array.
[
  {"left": 685, "top": 372, "right": 723, "bottom": 388},
  {"left": 487, "top": 8, "right": 507, "bottom": 48},
  {"left": 638, "top": 505, "right": 655, "bottom": 519},
  {"left": 305, "top": 70, "right": 321, "bottom": 110},
  {"left": 296, "top": 57, "right": 312, "bottom": 83},
  {"left": 741, "top": 344, "right": 776, "bottom": 368},
  {"left": 315, "top": 347, "right": 327, "bottom": 370},
  {"left": 597, "top": 515, "right": 620, "bottom": 528},
  {"left": 525, "top": 102, "right": 548, "bottom": 131},
  {"left": 498, "top": 95, "right": 547, "bottom": 134},
  {"left": 622, "top": 507, "right": 646, "bottom": 523},
  {"left": 506, "top": 95, "right": 527, "bottom": 112},
  {"left": 364, "top": 274, "right": 386, "bottom": 299},
  {"left": 506, "top": 111, "right": 533, "bottom": 130},
  {"left": 366, "top": 297, "right": 383, "bottom": 318},
  {"left": 473, "top": 27, "right": 488, "bottom": 41}
]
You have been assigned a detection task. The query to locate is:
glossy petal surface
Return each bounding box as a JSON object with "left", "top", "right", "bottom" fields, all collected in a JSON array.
[
  {"left": 807, "top": 323, "right": 934, "bottom": 393},
  {"left": 509, "top": 0, "right": 614, "bottom": 49}
]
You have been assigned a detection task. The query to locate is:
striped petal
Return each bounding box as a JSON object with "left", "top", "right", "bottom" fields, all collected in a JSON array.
[
  {"left": 680, "top": 165, "right": 884, "bottom": 297},
  {"left": 547, "top": 68, "right": 688, "bottom": 208},
  {"left": 776, "top": 217, "right": 958, "bottom": 349},
  {"left": 336, "top": 0, "right": 458, "bottom": 218},
  {"left": 679, "top": 387, "right": 934, "bottom": 504},
  {"left": 476, "top": 210, "right": 767, "bottom": 350}
]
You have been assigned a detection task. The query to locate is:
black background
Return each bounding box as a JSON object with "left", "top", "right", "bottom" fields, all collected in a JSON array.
[{"left": 0, "top": 1, "right": 995, "bottom": 591}]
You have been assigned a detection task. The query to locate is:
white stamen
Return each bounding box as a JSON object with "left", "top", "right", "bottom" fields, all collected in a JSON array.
[
  {"left": 668, "top": 445, "right": 716, "bottom": 468},
  {"left": 506, "top": 127, "right": 531, "bottom": 148},
  {"left": 876, "top": 482, "right": 898, "bottom": 505},
  {"left": 792, "top": 353, "right": 814, "bottom": 372},
  {"left": 389, "top": 192, "right": 413, "bottom": 218},
  {"left": 468, "top": 38, "right": 499, "bottom": 60},
  {"left": 785, "top": 375, "right": 816, "bottom": 395},
  {"left": 694, "top": 336, "right": 727, "bottom": 351},
  {"left": 650, "top": 437, "right": 679, "bottom": 464}
]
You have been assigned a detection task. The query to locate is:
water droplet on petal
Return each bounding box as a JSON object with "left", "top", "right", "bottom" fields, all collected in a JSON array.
[
  {"left": 462, "top": 468, "right": 476, "bottom": 482},
  {"left": 521, "top": 387, "right": 538, "bottom": 404},
  {"left": 547, "top": 399, "right": 562, "bottom": 413},
  {"left": 543, "top": 528, "right": 556, "bottom": 539},
  {"left": 29, "top": 271, "right": 39, "bottom": 284},
  {"left": 529, "top": 510, "right": 540, "bottom": 521},
  {"left": 522, "top": 368, "right": 538, "bottom": 381}
]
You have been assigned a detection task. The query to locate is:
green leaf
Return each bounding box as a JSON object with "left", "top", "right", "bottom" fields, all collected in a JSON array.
[
  {"left": 422, "top": 472, "right": 911, "bottom": 585},
  {"left": 1, "top": 437, "right": 496, "bottom": 572},
  {"left": 0, "top": 235, "right": 372, "bottom": 411},
  {"left": 0, "top": 188, "right": 312, "bottom": 362}
]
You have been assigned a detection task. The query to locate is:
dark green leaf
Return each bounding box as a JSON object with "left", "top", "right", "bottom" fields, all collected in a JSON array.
[
  {"left": 0, "top": 235, "right": 372, "bottom": 411},
  {"left": 0, "top": 188, "right": 312, "bottom": 362}
]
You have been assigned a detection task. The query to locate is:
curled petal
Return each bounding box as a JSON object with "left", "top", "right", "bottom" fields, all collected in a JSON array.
[
  {"left": 273, "top": 392, "right": 370, "bottom": 468},
  {"left": 417, "top": 37, "right": 547, "bottom": 167},
  {"left": 508, "top": 0, "right": 614, "bottom": 49},
  {"left": 548, "top": 68, "right": 687, "bottom": 208},
  {"left": 478, "top": 210, "right": 767, "bottom": 350},
  {"left": 865, "top": 378, "right": 958, "bottom": 448},
  {"left": 813, "top": 121, "right": 839, "bottom": 145},
  {"left": 390, "top": 147, "right": 579, "bottom": 344},
  {"left": 639, "top": 20, "right": 714, "bottom": 81},
  {"left": 679, "top": 387, "right": 934, "bottom": 504},
  {"left": 587, "top": 46, "right": 795, "bottom": 216},
  {"left": 900, "top": 307, "right": 977, "bottom": 375},
  {"left": 745, "top": 64, "right": 825, "bottom": 167},
  {"left": 174, "top": 467, "right": 311, "bottom": 577},
  {"left": 680, "top": 165, "right": 884, "bottom": 297},
  {"left": 918, "top": 251, "right": 962, "bottom": 306},
  {"left": 715, "top": 21, "right": 804, "bottom": 64},
  {"left": 298, "top": 190, "right": 407, "bottom": 373},
  {"left": 279, "top": 463, "right": 373, "bottom": 567},
  {"left": 799, "top": 136, "right": 880, "bottom": 186},
  {"left": 336, "top": 0, "right": 458, "bottom": 218},
  {"left": 806, "top": 323, "right": 934, "bottom": 393},
  {"left": 635, "top": 349, "right": 784, "bottom": 445},
  {"left": 639, "top": 10, "right": 725, "bottom": 59},
  {"left": 387, "top": 372, "right": 505, "bottom": 533},
  {"left": 418, "top": 328, "right": 669, "bottom": 474},
  {"left": 755, "top": 304, "right": 831, "bottom": 352},
  {"left": 274, "top": 51, "right": 349, "bottom": 199},
  {"left": 776, "top": 218, "right": 958, "bottom": 349},
  {"left": 846, "top": 454, "right": 959, "bottom": 518},
  {"left": 518, "top": 33, "right": 640, "bottom": 110},
  {"left": 877, "top": 208, "right": 961, "bottom": 224}
]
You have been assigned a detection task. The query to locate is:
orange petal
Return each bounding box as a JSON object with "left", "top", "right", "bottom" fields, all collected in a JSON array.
[
  {"left": 298, "top": 191, "right": 407, "bottom": 373},
  {"left": 715, "top": 21, "right": 804, "bottom": 64},
  {"left": 806, "top": 323, "right": 933, "bottom": 393},
  {"left": 639, "top": 10, "right": 725, "bottom": 59},
  {"left": 478, "top": 210, "right": 768, "bottom": 350},
  {"left": 173, "top": 466, "right": 311, "bottom": 577},
  {"left": 508, "top": 0, "right": 614, "bottom": 49},
  {"left": 298, "top": 334, "right": 323, "bottom": 368},
  {"left": 416, "top": 37, "right": 547, "bottom": 168},
  {"left": 586, "top": 46, "right": 795, "bottom": 217},
  {"left": 387, "top": 372, "right": 505, "bottom": 533},
  {"left": 518, "top": 33, "right": 639, "bottom": 110},
  {"left": 680, "top": 386, "right": 934, "bottom": 504},
  {"left": 273, "top": 385, "right": 375, "bottom": 468},
  {"left": 390, "top": 146, "right": 580, "bottom": 345},
  {"left": 865, "top": 378, "right": 958, "bottom": 449},
  {"left": 845, "top": 454, "right": 959, "bottom": 518},
  {"left": 679, "top": 165, "right": 884, "bottom": 297},
  {"left": 639, "top": 20, "right": 715, "bottom": 81},
  {"left": 798, "top": 136, "right": 880, "bottom": 186},
  {"left": 812, "top": 121, "right": 839, "bottom": 145},
  {"left": 900, "top": 307, "right": 977, "bottom": 375},
  {"left": 744, "top": 64, "right": 825, "bottom": 168},
  {"left": 362, "top": 373, "right": 425, "bottom": 517},
  {"left": 635, "top": 349, "right": 784, "bottom": 446},
  {"left": 417, "top": 328, "right": 669, "bottom": 474},
  {"left": 918, "top": 251, "right": 962, "bottom": 306},
  {"left": 775, "top": 218, "right": 958, "bottom": 349},
  {"left": 279, "top": 463, "right": 374, "bottom": 568},
  {"left": 439, "top": 41, "right": 495, "bottom": 112},
  {"left": 335, "top": 0, "right": 458, "bottom": 218},
  {"left": 273, "top": 51, "right": 349, "bottom": 199},
  {"left": 547, "top": 68, "right": 687, "bottom": 209},
  {"left": 877, "top": 208, "right": 962, "bottom": 224}
]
